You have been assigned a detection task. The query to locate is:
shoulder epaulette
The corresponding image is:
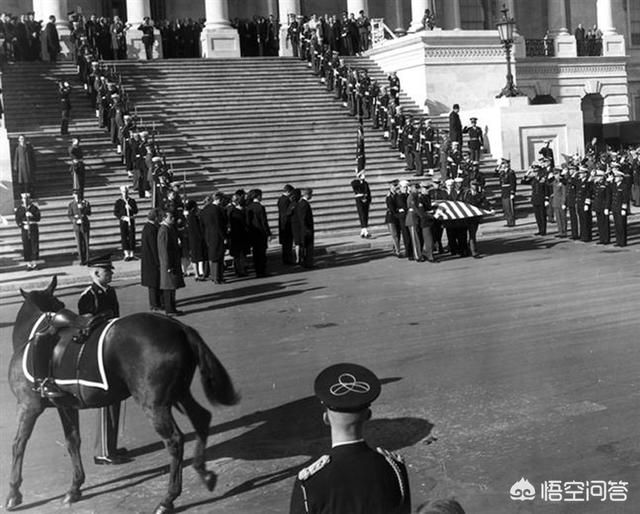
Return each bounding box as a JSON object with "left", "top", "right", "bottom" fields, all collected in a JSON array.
[
  {"left": 376, "top": 447, "right": 407, "bottom": 504},
  {"left": 297, "top": 455, "right": 330, "bottom": 481}
]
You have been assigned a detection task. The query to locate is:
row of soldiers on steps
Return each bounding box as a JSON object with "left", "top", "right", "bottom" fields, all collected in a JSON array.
[
  {"left": 77, "top": 55, "right": 176, "bottom": 209},
  {"left": 303, "top": 49, "right": 486, "bottom": 181}
]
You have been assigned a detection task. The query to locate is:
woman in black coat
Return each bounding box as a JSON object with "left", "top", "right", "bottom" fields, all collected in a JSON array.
[
  {"left": 226, "top": 190, "right": 250, "bottom": 277},
  {"left": 186, "top": 199, "right": 206, "bottom": 280},
  {"left": 289, "top": 188, "right": 302, "bottom": 263}
]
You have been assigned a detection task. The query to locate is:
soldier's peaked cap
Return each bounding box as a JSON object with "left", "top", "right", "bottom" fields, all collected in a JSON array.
[
  {"left": 152, "top": 156, "right": 162, "bottom": 162},
  {"left": 314, "top": 363, "right": 381, "bottom": 412},
  {"left": 88, "top": 253, "right": 114, "bottom": 270}
]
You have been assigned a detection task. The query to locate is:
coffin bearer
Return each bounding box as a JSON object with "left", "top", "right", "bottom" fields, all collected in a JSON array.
[
  {"left": 15, "top": 192, "right": 40, "bottom": 270},
  {"left": 113, "top": 185, "right": 138, "bottom": 261},
  {"left": 77, "top": 254, "right": 129, "bottom": 465},
  {"left": 289, "top": 363, "right": 411, "bottom": 514}
]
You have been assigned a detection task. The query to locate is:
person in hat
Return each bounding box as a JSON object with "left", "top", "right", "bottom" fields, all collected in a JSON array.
[
  {"left": 43, "top": 15, "right": 60, "bottom": 62},
  {"left": 591, "top": 170, "right": 611, "bottom": 245},
  {"left": 13, "top": 134, "right": 37, "bottom": 196},
  {"left": 550, "top": 168, "right": 568, "bottom": 238},
  {"left": 351, "top": 169, "right": 372, "bottom": 238},
  {"left": 575, "top": 166, "right": 593, "bottom": 242},
  {"left": 14, "top": 192, "right": 41, "bottom": 270},
  {"left": 59, "top": 80, "right": 71, "bottom": 135},
  {"left": 113, "top": 185, "right": 139, "bottom": 260},
  {"left": 67, "top": 189, "right": 91, "bottom": 264},
  {"left": 157, "top": 209, "right": 185, "bottom": 315},
  {"left": 494, "top": 158, "right": 517, "bottom": 227},
  {"left": 68, "top": 137, "right": 86, "bottom": 198},
  {"left": 521, "top": 164, "right": 550, "bottom": 236},
  {"left": 77, "top": 254, "right": 128, "bottom": 465},
  {"left": 289, "top": 363, "right": 411, "bottom": 513},
  {"left": 538, "top": 139, "right": 555, "bottom": 168},
  {"left": 462, "top": 117, "right": 483, "bottom": 162},
  {"left": 385, "top": 179, "right": 402, "bottom": 257},
  {"left": 611, "top": 170, "right": 630, "bottom": 247},
  {"left": 387, "top": 71, "right": 400, "bottom": 106},
  {"left": 138, "top": 16, "right": 155, "bottom": 60},
  {"left": 246, "top": 188, "right": 273, "bottom": 277}
]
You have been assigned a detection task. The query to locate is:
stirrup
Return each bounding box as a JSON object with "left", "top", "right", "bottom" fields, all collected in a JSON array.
[{"left": 36, "top": 378, "right": 67, "bottom": 399}]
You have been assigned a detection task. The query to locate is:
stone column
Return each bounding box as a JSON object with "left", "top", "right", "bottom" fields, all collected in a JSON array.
[
  {"left": 33, "top": 0, "right": 71, "bottom": 60},
  {"left": 408, "top": 0, "right": 429, "bottom": 32},
  {"left": 451, "top": 0, "right": 462, "bottom": 30},
  {"left": 347, "top": 0, "right": 368, "bottom": 15},
  {"left": 597, "top": 0, "right": 625, "bottom": 55},
  {"left": 278, "top": 0, "right": 301, "bottom": 56},
  {"left": 125, "top": 0, "right": 163, "bottom": 59},
  {"left": 547, "top": 0, "right": 576, "bottom": 57},
  {"left": 201, "top": 0, "right": 240, "bottom": 58},
  {"left": 267, "top": 0, "right": 277, "bottom": 16},
  {"left": 394, "top": 0, "right": 406, "bottom": 35}
]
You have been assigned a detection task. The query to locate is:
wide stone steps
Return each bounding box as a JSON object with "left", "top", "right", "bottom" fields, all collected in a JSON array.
[{"left": 0, "top": 58, "right": 530, "bottom": 268}]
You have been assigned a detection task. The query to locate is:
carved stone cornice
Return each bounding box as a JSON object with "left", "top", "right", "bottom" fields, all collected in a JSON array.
[
  {"left": 517, "top": 64, "right": 627, "bottom": 76},
  {"left": 423, "top": 46, "right": 504, "bottom": 61}
]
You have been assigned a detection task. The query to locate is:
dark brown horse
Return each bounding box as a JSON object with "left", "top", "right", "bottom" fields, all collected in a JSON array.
[{"left": 5, "top": 276, "right": 239, "bottom": 514}]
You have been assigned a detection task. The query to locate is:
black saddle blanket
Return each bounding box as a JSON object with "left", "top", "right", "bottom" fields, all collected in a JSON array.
[{"left": 23, "top": 318, "right": 118, "bottom": 391}]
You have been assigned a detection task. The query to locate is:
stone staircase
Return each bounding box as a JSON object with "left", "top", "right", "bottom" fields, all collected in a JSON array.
[{"left": 0, "top": 56, "right": 524, "bottom": 269}]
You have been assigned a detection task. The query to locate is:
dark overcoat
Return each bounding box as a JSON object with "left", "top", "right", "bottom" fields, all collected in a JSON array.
[
  {"left": 200, "top": 203, "right": 226, "bottom": 260},
  {"left": 140, "top": 221, "right": 160, "bottom": 288},
  {"left": 157, "top": 222, "right": 185, "bottom": 290}
]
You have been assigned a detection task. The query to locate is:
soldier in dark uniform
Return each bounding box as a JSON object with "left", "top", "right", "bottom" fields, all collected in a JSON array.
[
  {"left": 59, "top": 81, "right": 71, "bottom": 135},
  {"left": 287, "top": 15, "right": 300, "bottom": 58},
  {"left": 385, "top": 180, "right": 401, "bottom": 256},
  {"left": 565, "top": 166, "right": 580, "bottom": 239},
  {"left": 388, "top": 71, "right": 400, "bottom": 106},
  {"left": 575, "top": 166, "right": 593, "bottom": 242},
  {"left": 495, "top": 158, "right": 517, "bottom": 227},
  {"left": 538, "top": 140, "right": 555, "bottom": 169},
  {"left": 77, "top": 255, "right": 128, "bottom": 465},
  {"left": 611, "top": 168, "right": 630, "bottom": 247},
  {"left": 15, "top": 192, "right": 40, "bottom": 270},
  {"left": 428, "top": 178, "right": 447, "bottom": 254},
  {"left": 462, "top": 117, "right": 483, "bottom": 162},
  {"left": 521, "top": 164, "right": 550, "bottom": 236},
  {"left": 138, "top": 17, "right": 155, "bottom": 60},
  {"left": 462, "top": 180, "right": 492, "bottom": 258},
  {"left": 113, "top": 185, "right": 138, "bottom": 260},
  {"left": 351, "top": 170, "right": 371, "bottom": 238},
  {"left": 591, "top": 170, "right": 611, "bottom": 244},
  {"left": 67, "top": 190, "right": 91, "bottom": 264},
  {"left": 278, "top": 184, "right": 295, "bottom": 265},
  {"left": 289, "top": 363, "right": 411, "bottom": 514}
]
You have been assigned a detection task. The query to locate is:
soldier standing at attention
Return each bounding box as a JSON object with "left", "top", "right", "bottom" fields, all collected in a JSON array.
[
  {"left": 575, "top": 166, "right": 593, "bottom": 242},
  {"left": 351, "top": 169, "right": 372, "bottom": 238},
  {"left": 15, "top": 192, "right": 41, "bottom": 271},
  {"left": 289, "top": 363, "right": 411, "bottom": 514},
  {"left": 78, "top": 254, "right": 129, "bottom": 465},
  {"left": 388, "top": 71, "right": 400, "bottom": 106},
  {"left": 59, "top": 81, "right": 71, "bottom": 136},
  {"left": 67, "top": 190, "right": 91, "bottom": 265},
  {"left": 521, "top": 164, "right": 549, "bottom": 236},
  {"left": 113, "top": 185, "right": 138, "bottom": 261},
  {"left": 611, "top": 168, "right": 630, "bottom": 247},
  {"left": 448, "top": 104, "right": 462, "bottom": 147},
  {"left": 495, "top": 158, "right": 517, "bottom": 227}
]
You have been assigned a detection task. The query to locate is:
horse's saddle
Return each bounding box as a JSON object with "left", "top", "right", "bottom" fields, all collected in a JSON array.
[{"left": 23, "top": 315, "right": 119, "bottom": 392}]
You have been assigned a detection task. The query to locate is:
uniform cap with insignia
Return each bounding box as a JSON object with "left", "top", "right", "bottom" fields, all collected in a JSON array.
[
  {"left": 87, "top": 253, "right": 114, "bottom": 270},
  {"left": 119, "top": 185, "right": 129, "bottom": 193},
  {"left": 20, "top": 192, "right": 31, "bottom": 199},
  {"left": 501, "top": 157, "right": 510, "bottom": 163},
  {"left": 152, "top": 156, "right": 163, "bottom": 163},
  {"left": 314, "top": 363, "right": 381, "bottom": 412}
]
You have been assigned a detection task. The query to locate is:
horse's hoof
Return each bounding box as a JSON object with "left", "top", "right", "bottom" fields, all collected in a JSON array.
[
  {"left": 62, "top": 489, "right": 81, "bottom": 505},
  {"left": 5, "top": 492, "right": 23, "bottom": 511},
  {"left": 153, "top": 502, "right": 174, "bottom": 514},
  {"left": 201, "top": 471, "right": 217, "bottom": 492}
]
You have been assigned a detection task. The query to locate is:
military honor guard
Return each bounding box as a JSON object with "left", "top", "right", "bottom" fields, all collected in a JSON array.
[
  {"left": 113, "top": 185, "right": 138, "bottom": 260},
  {"left": 68, "top": 137, "right": 86, "bottom": 198},
  {"left": 351, "top": 169, "right": 372, "bottom": 238},
  {"left": 289, "top": 363, "right": 411, "bottom": 514},
  {"left": 575, "top": 166, "right": 593, "bottom": 242},
  {"left": 592, "top": 170, "right": 611, "bottom": 244},
  {"left": 15, "top": 192, "right": 40, "bottom": 270},
  {"left": 385, "top": 180, "right": 402, "bottom": 257},
  {"left": 77, "top": 254, "right": 129, "bottom": 465},
  {"left": 495, "top": 158, "right": 517, "bottom": 227},
  {"left": 551, "top": 169, "right": 568, "bottom": 238},
  {"left": 611, "top": 168, "right": 630, "bottom": 247},
  {"left": 13, "top": 134, "right": 37, "bottom": 196},
  {"left": 59, "top": 80, "right": 71, "bottom": 135},
  {"left": 67, "top": 190, "right": 91, "bottom": 265},
  {"left": 462, "top": 117, "right": 483, "bottom": 162},
  {"left": 521, "top": 163, "right": 550, "bottom": 236}
]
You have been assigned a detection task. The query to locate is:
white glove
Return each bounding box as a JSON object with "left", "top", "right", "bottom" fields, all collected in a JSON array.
[
  {"left": 510, "top": 194, "right": 515, "bottom": 200},
  {"left": 584, "top": 205, "right": 589, "bottom": 212},
  {"left": 621, "top": 210, "right": 627, "bottom": 216},
  {"left": 604, "top": 209, "right": 609, "bottom": 216},
  {"left": 561, "top": 204, "right": 566, "bottom": 210},
  {"left": 544, "top": 201, "right": 549, "bottom": 207}
]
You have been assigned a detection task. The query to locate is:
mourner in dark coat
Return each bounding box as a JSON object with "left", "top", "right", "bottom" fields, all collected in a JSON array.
[
  {"left": 246, "top": 189, "right": 272, "bottom": 278},
  {"left": 277, "top": 184, "right": 295, "bottom": 265},
  {"left": 157, "top": 211, "right": 185, "bottom": 315},
  {"left": 141, "top": 208, "right": 162, "bottom": 310},
  {"left": 200, "top": 192, "right": 227, "bottom": 284},
  {"left": 449, "top": 103, "right": 463, "bottom": 147},
  {"left": 13, "top": 134, "right": 37, "bottom": 195},
  {"left": 185, "top": 200, "right": 206, "bottom": 279},
  {"left": 43, "top": 16, "right": 60, "bottom": 62},
  {"left": 295, "top": 188, "right": 314, "bottom": 268},
  {"left": 226, "top": 190, "right": 250, "bottom": 277}
]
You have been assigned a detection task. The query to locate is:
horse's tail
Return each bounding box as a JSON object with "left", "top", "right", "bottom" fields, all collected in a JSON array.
[{"left": 184, "top": 325, "right": 240, "bottom": 407}]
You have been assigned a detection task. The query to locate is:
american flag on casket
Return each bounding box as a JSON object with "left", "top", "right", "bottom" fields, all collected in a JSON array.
[{"left": 433, "top": 200, "right": 494, "bottom": 226}]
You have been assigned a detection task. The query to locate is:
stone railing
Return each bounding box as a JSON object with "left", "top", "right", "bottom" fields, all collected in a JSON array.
[
  {"left": 525, "top": 38, "right": 555, "bottom": 57},
  {"left": 371, "top": 18, "right": 397, "bottom": 49}
]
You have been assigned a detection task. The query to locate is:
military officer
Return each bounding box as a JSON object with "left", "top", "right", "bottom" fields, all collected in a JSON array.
[
  {"left": 289, "top": 363, "right": 411, "bottom": 514},
  {"left": 385, "top": 179, "right": 401, "bottom": 256},
  {"left": 388, "top": 71, "right": 400, "bottom": 106},
  {"left": 351, "top": 169, "right": 372, "bottom": 238},
  {"left": 521, "top": 163, "right": 550, "bottom": 236},
  {"left": 611, "top": 169, "right": 630, "bottom": 247},
  {"left": 462, "top": 117, "right": 483, "bottom": 162},
  {"left": 565, "top": 165, "right": 580, "bottom": 239},
  {"left": 68, "top": 137, "right": 86, "bottom": 198},
  {"left": 575, "top": 166, "right": 593, "bottom": 242},
  {"left": 59, "top": 80, "right": 71, "bottom": 135},
  {"left": 78, "top": 254, "right": 128, "bottom": 465},
  {"left": 15, "top": 192, "right": 41, "bottom": 270},
  {"left": 113, "top": 185, "right": 138, "bottom": 260},
  {"left": 591, "top": 170, "right": 611, "bottom": 244},
  {"left": 67, "top": 189, "right": 91, "bottom": 264},
  {"left": 495, "top": 158, "right": 517, "bottom": 227}
]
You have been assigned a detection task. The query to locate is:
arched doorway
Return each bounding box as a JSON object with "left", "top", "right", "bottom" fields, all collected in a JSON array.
[{"left": 581, "top": 93, "right": 604, "bottom": 144}]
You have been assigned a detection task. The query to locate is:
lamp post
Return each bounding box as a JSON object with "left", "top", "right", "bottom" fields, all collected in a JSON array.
[{"left": 496, "top": 5, "right": 525, "bottom": 98}]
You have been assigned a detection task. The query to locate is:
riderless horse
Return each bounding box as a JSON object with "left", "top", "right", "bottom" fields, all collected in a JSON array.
[{"left": 5, "top": 276, "right": 239, "bottom": 514}]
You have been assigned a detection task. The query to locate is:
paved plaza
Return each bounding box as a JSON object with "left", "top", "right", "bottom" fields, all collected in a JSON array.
[{"left": 1, "top": 228, "right": 639, "bottom": 513}]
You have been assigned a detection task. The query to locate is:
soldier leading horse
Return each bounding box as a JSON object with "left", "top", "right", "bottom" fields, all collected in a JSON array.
[{"left": 5, "top": 276, "right": 239, "bottom": 514}]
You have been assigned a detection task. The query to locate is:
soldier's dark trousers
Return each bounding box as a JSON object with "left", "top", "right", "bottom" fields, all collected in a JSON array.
[
  {"left": 432, "top": 221, "right": 443, "bottom": 252},
  {"left": 414, "top": 153, "right": 424, "bottom": 176},
  {"left": 119, "top": 220, "right": 135, "bottom": 251},
  {"left": 162, "top": 289, "right": 177, "bottom": 313},
  {"left": 144, "top": 43, "right": 153, "bottom": 60},
  {"left": 408, "top": 225, "right": 423, "bottom": 261},
  {"left": 252, "top": 245, "right": 268, "bottom": 277},
  {"left": 421, "top": 226, "right": 435, "bottom": 260},
  {"left": 96, "top": 403, "right": 121, "bottom": 457},
  {"left": 147, "top": 287, "right": 162, "bottom": 310},
  {"left": 405, "top": 149, "right": 415, "bottom": 170},
  {"left": 579, "top": 208, "right": 592, "bottom": 242},
  {"left": 613, "top": 212, "right": 627, "bottom": 246},
  {"left": 355, "top": 200, "right": 369, "bottom": 228},
  {"left": 569, "top": 205, "right": 580, "bottom": 239},
  {"left": 73, "top": 226, "right": 90, "bottom": 264},
  {"left": 61, "top": 110, "right": 70, "bottom": 135},
  {"left": 467, "top": 222, "right": 479, "bottom": 256},
  {"left": 470, "top": 147, "right": 480, "bottom": 162},
  {"left": 209, "top": 259, "right": 224, "bottom": 282},
  {"left": 399, "top": 219, "right": 413, "bottom": 260},
  {"left": 21, "top": 227, "right": 39, "bottom": 261},
  {"left": 502, "top": 197, "right": 515, "bottom": 226},
  {"left": 533, "top": 204, "right": 547, "bottom": 235},
  {"left": 596, "top": 211, "right": 610, "bottom": 243}
]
